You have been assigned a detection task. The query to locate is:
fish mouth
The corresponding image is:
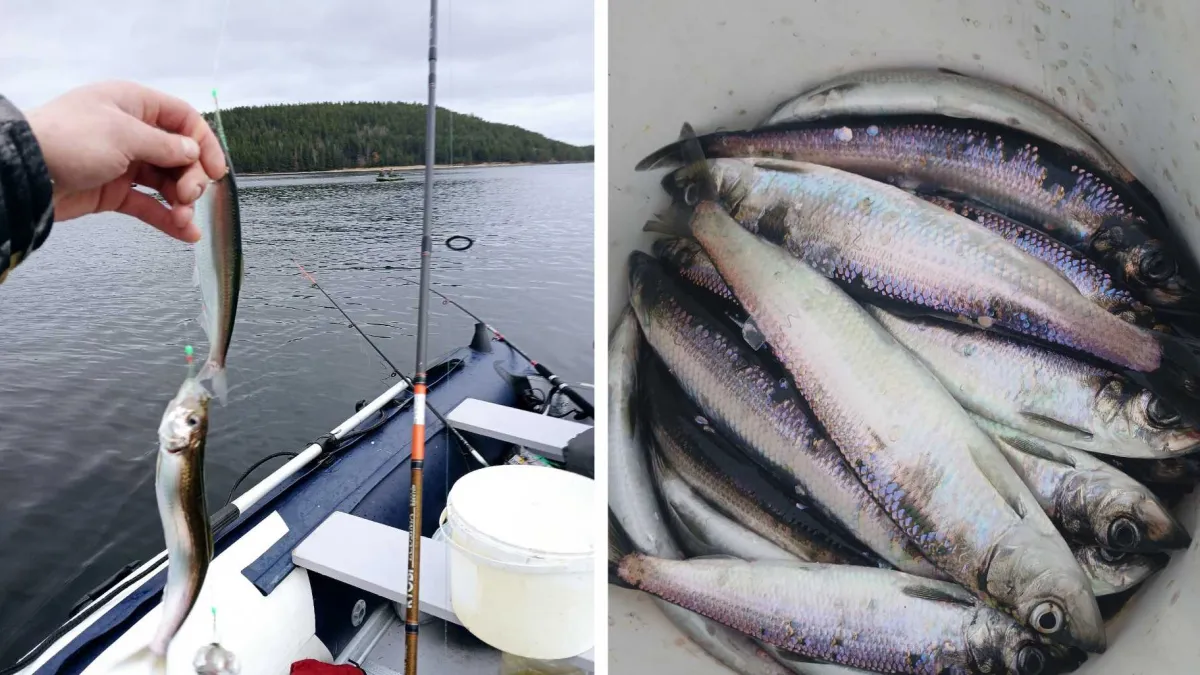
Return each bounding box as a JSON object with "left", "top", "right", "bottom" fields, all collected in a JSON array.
[{"left": 1137, "top": 501, "right": 1193, "bottom": 551}]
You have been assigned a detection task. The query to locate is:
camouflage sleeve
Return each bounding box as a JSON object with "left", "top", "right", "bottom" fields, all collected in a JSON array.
[{"left": 0, "top": 94, "right": 54, "bottom": 284}]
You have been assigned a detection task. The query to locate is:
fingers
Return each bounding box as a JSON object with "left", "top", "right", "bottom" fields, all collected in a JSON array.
[
  {"left": 121, "top": 119, "right": 201, "bottom": 170},
  {"left": 116, "top": 187, "right": 201, "bottom": 243},
  {"left": 108, "top": 81, "right": 227, "bottom": 182},
  {"left": 129, "top": 84, "right": 227, "bottom": 181}
]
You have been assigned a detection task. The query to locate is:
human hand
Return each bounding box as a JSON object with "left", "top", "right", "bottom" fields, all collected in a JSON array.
[{"left": 25, "top": 81, "right": 228, "bottom": 243}]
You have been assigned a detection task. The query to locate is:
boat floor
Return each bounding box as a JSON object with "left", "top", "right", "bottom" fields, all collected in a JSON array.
[{"left": 357, "top": 613, "right": 500, "bottom": 675}]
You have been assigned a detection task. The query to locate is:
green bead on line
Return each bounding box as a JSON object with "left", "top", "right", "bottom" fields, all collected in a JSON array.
[{"left": 185, "top": 345, "right": 195, "bottom": 357}]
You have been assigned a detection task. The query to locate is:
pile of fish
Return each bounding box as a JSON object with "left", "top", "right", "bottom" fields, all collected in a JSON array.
[{"left": 609, "top": 68, "right": 1200, "bottom": 675}]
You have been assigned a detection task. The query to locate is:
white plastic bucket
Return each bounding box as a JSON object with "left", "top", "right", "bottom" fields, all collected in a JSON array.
[
  {"left": 442, "top": 464, "right": 595, "bottom": 660},
  {"left": 608, "top": 1, "right": 1200, "bottom": 673}
]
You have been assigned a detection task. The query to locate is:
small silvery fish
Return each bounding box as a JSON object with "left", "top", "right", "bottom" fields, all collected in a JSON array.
[
  {"left": 684, "top": 199, "right": 1104, "bottom": 651},
  {"left": 193, "top": 108, "right": 243, "bottom": 401},
  {"left": 610, "top": 533, "right": 1073, "bottom": 675},
  {"left": 605, "top": 514, "right": 795, "bottom": 675},
  {"left": 607, "top": 312, "right": 796, "bottom": 675},
  {"left": 653, "top": 156, "right": 1200, "bottom": 406},
  {"left": 644, "top": 362, "right": 858, "bottom": 565},
  {"left": 916, "top": 194, "right": 1157, "bottom": 329},
  {"left": 1073, "top": 545, "right": 1165, "bottom": 597},
  {"left": 652, "top": 449, "right": 798, "bottom": 562},
  {"left": 152, "top": 376, "right": 214, "bottom": 662},
  {"left": 628, "top": 251, "right": 939, "bottom": 577},
  {"left": 608, "top": 307, "right": 673, "bottom": 557},
  {"left": 867, "top": 306, "right": 1200, "bottom": 459},
  {"left": 653, "top": 236, "right": 742, "bottom": 313},
  {"left": 759, "top": 67, "right": 1141, "bottom": 189},
  {"left": 974, "top": 415, "right": 1191, "bottom": 552},
  {"left": 638, "top": 119, "right": 1198, "bottom": 314}
]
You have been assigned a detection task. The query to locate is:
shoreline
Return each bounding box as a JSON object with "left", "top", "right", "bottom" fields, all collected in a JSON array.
[{"left": 240, "top": 160, "right": 592, "bottom": 177}]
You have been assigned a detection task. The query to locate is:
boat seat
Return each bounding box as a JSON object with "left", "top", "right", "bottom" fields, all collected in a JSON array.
[
  {"left": 445, "top": 397, "right": 590, "bottom": 462},
  {"left": 293, "top": 511, "right": 594, "bottom": 671}
]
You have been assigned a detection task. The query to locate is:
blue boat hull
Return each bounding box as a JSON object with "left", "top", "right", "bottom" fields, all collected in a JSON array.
[{"left": 32, "top": 339, "right": 531, "bottom": 675}]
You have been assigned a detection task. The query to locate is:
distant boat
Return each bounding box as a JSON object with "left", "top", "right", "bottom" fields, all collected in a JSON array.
[{"left": 375, "top": 169, "right": 404, "bottom": 182}]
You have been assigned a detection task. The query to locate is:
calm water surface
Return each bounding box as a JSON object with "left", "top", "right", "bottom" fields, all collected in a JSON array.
[{"left": 0, "top": 164, "right": 593, "bottom": 662}]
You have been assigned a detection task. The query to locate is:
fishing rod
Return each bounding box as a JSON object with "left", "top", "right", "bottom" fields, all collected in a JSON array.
[
  {"left": 406, "top": 1, "right": 438, "bottom": 671},
  {"left": 395, "top": 274, "right": 595, "bottom": 420},
  {"left": 293, "top": 261, "right": 487, "bottom": 469}
]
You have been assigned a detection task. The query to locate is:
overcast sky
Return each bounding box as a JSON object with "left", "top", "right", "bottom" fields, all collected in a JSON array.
[{"left": 0, "top": 0, "right": 593, "bottom": 146}]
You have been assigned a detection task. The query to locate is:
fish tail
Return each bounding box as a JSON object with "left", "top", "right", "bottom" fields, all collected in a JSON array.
[
  {"left": 635, "top": 138, "right": 687, "bottom": 171},
  {"left": 197, "top": 360, "right": 227, "bottom": 403},
  {"left": 607, "top": 511, "right": 637, "bottom": 589},
  {"left": 645, "top": 200, "right": 698, "bottom": 238},
  {"left": 634, "top": 124, "right": 726, "bottom": 172}
]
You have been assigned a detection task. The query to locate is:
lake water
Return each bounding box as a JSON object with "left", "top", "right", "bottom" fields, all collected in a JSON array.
[{"left": 0, "top": 163, "right": 593, "bottom": 663}]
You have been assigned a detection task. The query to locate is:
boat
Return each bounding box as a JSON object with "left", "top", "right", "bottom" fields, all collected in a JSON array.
[
  {"left": 375, "top": 170, "right": 404, "bottom": 182},
  {"left": 4, "top": 325, "right": 595, "bottom": 675}
]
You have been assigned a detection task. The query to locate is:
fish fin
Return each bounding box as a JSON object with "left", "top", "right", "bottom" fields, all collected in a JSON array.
[
  {"left": 196, "top": 305, "right": 212, "bottom": 343},
  {"left": 1019, "top": 412, "right": 1095, "bottom": 441},
  {"left": 607, "top": 511, "right": 637, "bottom": 589},
  {"left": 197, "top": 361, "right": 227, "bottom": 404},
  {"left": 741, "top": 317, "right": 767, "bottom": 351},
  {"left": 746, "top": 158, "right": 816, "bottom": 175},
  {"left": 676, "top": 123, "right": 720, "bottom": 205},
  {"left": 901, "top": 581, "right": 978, "bottom": 607},
  {"left": 761, "top": 644, "right": 816, "bottom": 664},
  {"left": 636, "top": 139, "right": 687, "bottom": 171},
  {"left": 644, "top": 218, "right": 689, "bottom": 238},
  {"left": 998, "top": 433, "right": 1077, "bottom": 468}
]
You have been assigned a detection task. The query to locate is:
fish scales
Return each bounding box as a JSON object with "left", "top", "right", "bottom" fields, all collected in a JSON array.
[
  {"left": 663, "top": 158, "right": 1167, "bottom": 377},
  {"left": 642, "top": 117, "right": 1197, "bottom": 312},
  {"left": 629, "top": 252, "right": 940, "bottom": 577},
  {"left": 687, "top": 201, "right": 1104, "bottom": 651},
  {"left": 618, "top": 556, "right": 1060, "bottom": 675},
  {"left": 917, "top": 194, "right": 1154, "bottom": 327},
  {"left": 868, "top": 307, "right": 1200, "bottom": 459},
  {"left": 608, "top": 311, "right": 797, "bottom": 675}
]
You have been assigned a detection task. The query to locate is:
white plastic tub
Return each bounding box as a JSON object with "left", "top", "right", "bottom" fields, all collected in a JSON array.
[
  {"left": 608, "top": 1, "right": 1200, "bottom": 672},
  {"left": 442, "top": 465, "right": 594, "bottom": 660}
]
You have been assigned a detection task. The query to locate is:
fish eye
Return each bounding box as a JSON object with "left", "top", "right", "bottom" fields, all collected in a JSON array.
[
  {"left": 1139, "top": 249, "right": 1178, "bottom": 283},
  {"left": 1098, "top": 548, "right": 1126, "bottom": 563},
  {"left": 1030, "top": 601, "right": 1064, "bottom": 634},
  {"left": 1108, "top": 517, "right": 1142, "bottom": 550},
  {"left": 186, "top": 414, "right": 201, "bottom": 428},
  {"left": 1147, "top": 397, "right": 1182, "bottom": 427},
  {"left": 1016, "top": 645, "right": 1046, "bottom": 675},
  {"left": 683, "top": 183, "right": 699, "bottom": 206}
]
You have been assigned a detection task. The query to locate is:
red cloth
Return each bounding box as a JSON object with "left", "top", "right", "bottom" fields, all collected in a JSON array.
[{"left": 289, "top": 659, "right": 365, "bottom": 675}]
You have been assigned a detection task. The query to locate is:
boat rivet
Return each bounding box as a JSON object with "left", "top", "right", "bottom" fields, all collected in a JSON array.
[{"left": 352, "top": 598, "right": 367, "bottom": 627}]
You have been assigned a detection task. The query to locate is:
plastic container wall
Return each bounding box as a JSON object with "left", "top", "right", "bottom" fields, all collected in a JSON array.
[{"left": 607, "top": 0, "right": 1200, "bottom": 672}]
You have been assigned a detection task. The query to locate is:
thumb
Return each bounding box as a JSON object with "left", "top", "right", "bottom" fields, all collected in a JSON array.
[{"left": 121, "top": 119, "right": 201, "bottom": 169}]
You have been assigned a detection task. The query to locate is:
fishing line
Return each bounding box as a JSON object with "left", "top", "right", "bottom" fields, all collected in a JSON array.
[
  {"left": 211, "top": 0, "right": 234, "bottom": 82},
  {"left": 292, "top": 261, "right": 488, "bottom": 468}
]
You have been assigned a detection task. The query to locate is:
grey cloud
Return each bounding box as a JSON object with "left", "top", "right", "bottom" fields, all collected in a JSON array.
[{"left": 0, "top": 0, "right": 593, "bottom": 145}]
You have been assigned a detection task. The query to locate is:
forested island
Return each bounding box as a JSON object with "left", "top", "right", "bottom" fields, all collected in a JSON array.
[{"left": 203, "top": 101, "right": 593, "bottom": 174}]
